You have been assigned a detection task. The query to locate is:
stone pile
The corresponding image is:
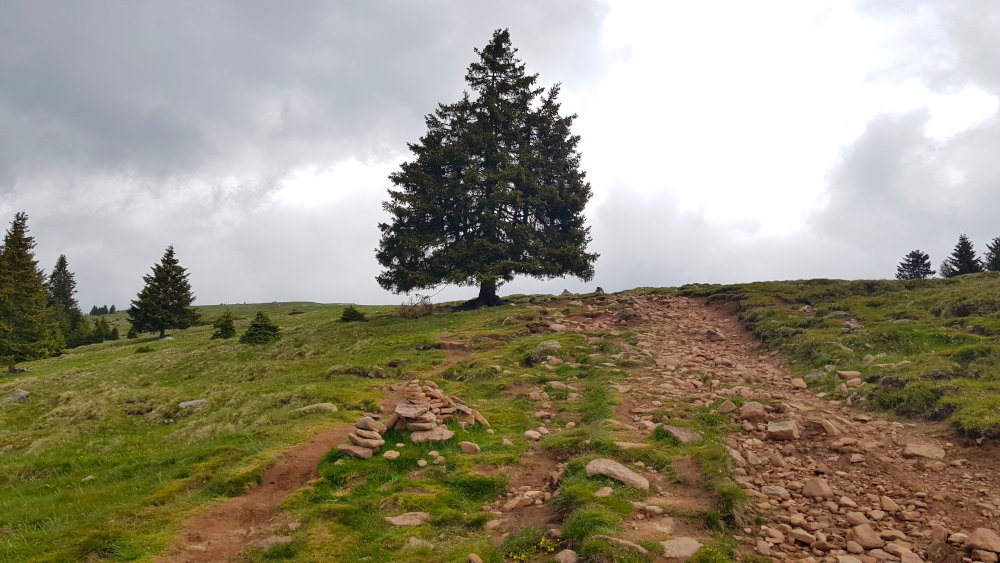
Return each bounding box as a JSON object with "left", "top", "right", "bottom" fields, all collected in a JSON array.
[
  {"left": 383, "top": 380, "right": 489, "bottom": 443},
  {"left": 337, "top": 415, "right": 386, "bottom": 459}
]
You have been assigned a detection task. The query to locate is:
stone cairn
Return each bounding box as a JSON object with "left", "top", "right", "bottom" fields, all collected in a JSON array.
[{"left": 338, "top": 379, "right": 490, "bottom": 458}]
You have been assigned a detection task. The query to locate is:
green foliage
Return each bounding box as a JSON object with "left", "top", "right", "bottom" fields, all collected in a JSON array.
[
  {"left": 500, "top": 526, "right": 545, "bottom": 559},
  {"left": 940, "top": 234, "right": 983, "bottom": 278},
  {"left": 985, "top": 236, "right": 1000, "bottom": 272},
  {"left": 0, "top": 212, "right": 62, "bottom": 369},
  {"left": 896, "top": 249, "right": 935, "bottom": 280},
  {"left": 127, "top": 246, "right": 199, "bottom": 338},
  {"left": 211, "top": 311, "right": 236, "bottom": 339},
  {"left": 239, "top": 312, "right": 281, "bottom": 345},
  {"left": 376, "top": 29, "right": 597, "bottom": 306},
  {"left": 562, "top": 505, "right": 623, "bottom": 540},
  {"left": 339, "top": 305, "right": 367, "bottom": 323}
]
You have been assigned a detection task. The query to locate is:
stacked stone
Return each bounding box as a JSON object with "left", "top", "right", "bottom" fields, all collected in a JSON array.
[
  {"left": 337, "top": 416, "right": 386, "bottom": 459},
  {"left": 381, "top": 379, "right": 490, "bottom": 444}
]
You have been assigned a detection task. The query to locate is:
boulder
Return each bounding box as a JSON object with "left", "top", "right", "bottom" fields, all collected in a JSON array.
[
  {"left": 524, "top": 430, "right": 542, "bottom": 441},
  {"left": 384, "top": 512, "right": 430, "bottom": 526},
  {"left": 11, "top": 389, "right": 29, "bottom": 402},
  {"left": 585, "top": 458, "right": 649, "bottom": 490},
  {"left": 966, "top": 528, "right": 1000, "bottom": 553}
]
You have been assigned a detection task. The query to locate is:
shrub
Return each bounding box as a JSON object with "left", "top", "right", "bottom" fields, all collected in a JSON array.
[
  {"left": 210, "top": 311, "right": 236, "bottom": 339},
  {"left": 239, "top": 312, "right": 281, "bottom": 345},
  {"left": 399, "top": 294, "right": 434, "bottom": 319},
  {"left": 339, "top": 306, "right": 367, "bottom": 322}
]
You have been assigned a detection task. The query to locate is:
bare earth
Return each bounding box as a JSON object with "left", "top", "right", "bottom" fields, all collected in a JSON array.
[{"left": 158, "top": 294, "right": 1000, "bottom": 562}]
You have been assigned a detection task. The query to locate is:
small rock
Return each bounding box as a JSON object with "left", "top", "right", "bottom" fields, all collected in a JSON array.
[
  {"left": 718, "top": 399, "right": 737, "bottom": 413},
  {"left": 802, "top": 478, "right": 835, "bottom": 499},
  {"left": 837, "top": 370, "right": 862, "bottom": 379},
  {"left": 594, "top": 486, "right": 613, "bottom": 497},
  {"left": 407, "top": 537, "right": 433, "bottom": 549},
  {"left": 178, "top": 399, "right": 206, "bottom": 409},
  {"left": 383, "top": 450, "right": 400, "bottom": 459},
  {"left": 524, "top": 430, "right": 542, "bottom": 441},
  {"left": 501, "top": 438, "right": 513, "bottom": 446},
  {"left": 790, "top": 378, "right": 808, "bottom": 389},
  {"left": 847, "top": 523, "right": 885, "bottom": 549},
  {"left": 554, "top": 549, "right": 579, "bottom": 563},
  {"left": 411, "top": 427, "right": 455, "bottom": 443},
  {"left": 659, "top": 424, "right": 702, "bottom": 443},
  {"left": 337, "top": 444, "right": 374, "bottom": 459},
  {"left": 537, "top": 340, "right": 562, "bottom": 350},
  {"left": 385, "top": 512, "right": 430, "bottom": 526},
  {"left": 740, "top": 401, "right": 767, "bottom": 422},
  {"left": 902, "top": 443, "right": 945, "bottom": 460},
  {"left": 81, "top": 475, "right": 95, "bottom": 482},
  {"left": 591, "top": 535, "right": 648, "bottom": 554},
  {"left": 660, "top": 537, "right": 703, "bottom": 558},
  {"left": 585, "top": 458, "right": 649, "bottom": 490},
  {"left": 767, "top": 420, "right": 800, "bottom": 440},
  {"left": 12, "top": 389, "right": 30, "bottom": 402},
  {"left": 459, "top": 441, "right": 481, "bottom": 454},
  {"left": 467, "top": 554, "right": 484, "bottom": 563},
  {"left": 356, "top": 416, "right": 388, "bottom": 433},
  {"left": 416, "top": 459, "right": 428, "bottom": 467}
]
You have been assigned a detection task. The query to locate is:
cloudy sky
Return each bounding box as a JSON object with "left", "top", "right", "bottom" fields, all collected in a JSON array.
[{"left": 2, "top": 1, "right": 998, "bottom": 308}]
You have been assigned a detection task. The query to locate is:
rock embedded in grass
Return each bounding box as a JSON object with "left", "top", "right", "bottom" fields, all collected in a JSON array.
[
  {"left": 178, "top": 399, "right": 206, "bottom": 409},
  {"left": 337, "top": 444, "right": 374, "bottom": 459},
  {"left": 294, "top": 403, "right": 338, "bottom": 413},
  {"left": 660, "top": 537, "right": 702, "bottom": 558},
  {"left": 459, "top": 441, "right": 480, "bottom": 454},
  {"left": 585, "top": 458, "right": 649, "bottom": 490},
  {"left": 658, "top": 424, "right": 702, "bottom": 444},
  {"left": 11, "top": 389, "right": 30, "bottom": 402},
  {"left": 384, "top": 512, "right": 430, "bottom": 526}
]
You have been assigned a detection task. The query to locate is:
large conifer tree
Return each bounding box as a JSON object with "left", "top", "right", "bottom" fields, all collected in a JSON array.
[
  {"left": 376, "top": 29, "right": 597, "bottom": 307},
  {"left": 895, "top": 249, "right": 935, "bottom": 280},
  {"left": 127, "top": 246, "right": 198, "bottom": 338},
  {"left": 47, "top": 254, "right": 89, "bottom": 347},
  {"left": 940, "top": 234, "right": 983, "bottom": 278},
  {"left": 983, "top": 236, "right": 1000, "bottom": 272},
  {"left": 0, "top": 212, "right": 61, "bottom": 370}
]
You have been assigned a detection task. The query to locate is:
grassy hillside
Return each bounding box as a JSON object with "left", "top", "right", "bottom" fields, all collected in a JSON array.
[{"left": 680, "top": 273, "right": 1000, "bottom": 438}]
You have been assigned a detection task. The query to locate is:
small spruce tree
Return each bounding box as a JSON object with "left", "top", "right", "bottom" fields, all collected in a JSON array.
[
  {"left": 0, "top": 212, "right": 62, "bottom": 371},
  {"left": 984, "top": 236, "right": 1000, "bottom": 272},
  {"left": 47, "top": 254, "right": 88, "bottom": 347},
  {"left": 339, "top": 305, "right": 367, "bottom": 322},
  {"left": 128, "top": 246, "right": 199, "bottom": 338},
  {"left": 895, "top": 250, "right": 935, "bottom": 280},
  {"left": 211, "top": 311, "right": 236, "bottom": 339},
  {"left": 89, "top": 305, "right": 99, "bottom": 316},
  {"left": 109, "top": 304, "right": 116, "bottom": 314},
  {"left": 239, "top": 312, "right": 281, "bottom": 345},
  {"left": 940, "top": 234, "right": 983, "bottom": 278}
]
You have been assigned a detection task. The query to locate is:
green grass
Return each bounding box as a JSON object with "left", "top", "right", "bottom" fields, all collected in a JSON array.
[
  {"left": 680, "top": 273, "right": 1000, "bottom": 437},
  {"left": 0, "top": 300, "right": 535, "bottom": 562}
]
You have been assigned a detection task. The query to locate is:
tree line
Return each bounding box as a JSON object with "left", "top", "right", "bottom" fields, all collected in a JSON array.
[{"left": 896, "top": 234, "right": 1000, "bottom": 280}]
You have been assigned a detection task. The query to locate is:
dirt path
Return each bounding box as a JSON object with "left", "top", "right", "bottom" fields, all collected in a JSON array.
[
  {"left": 158, "top": 386, "right": 404, "bottom": 562},
  {"left": 590, "top": 294, "right": 1000, "bottom": 562}
]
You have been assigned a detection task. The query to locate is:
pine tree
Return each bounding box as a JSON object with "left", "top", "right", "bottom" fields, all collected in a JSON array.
[
  {"left": 239, "top": 312, "right": 280, "bottom": 345},
  {"left": 89, "top": 305, "right": 99, "bottom": 316},
  {"left": 895, "top": 250, "right": 935, "bottom": 280},
  {"left": 211, "top": 311, "right": 236, "bottom": 339},
  {"left": 984, "top": 236, "right": 1000, "bottom": 272},
  {"left": 376, "top": 29, "right": 597, "bottom": 308},
  {"left": 109, "top": 304, "right": 116, "bottom": 314},
  {"left": 47, "top": 254, "right": 88, "bottom": 347},
  {"left": 0, "top": 213, "right": 61, "bottom": 370},
  {"left": 127, "top": 246, "right": 199, "bottom": 338},
  {"left": 940, "top": 234, "right": 983, "bottom": 278}
]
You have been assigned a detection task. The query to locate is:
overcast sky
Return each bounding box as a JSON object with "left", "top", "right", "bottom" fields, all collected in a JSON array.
[{"left": 2, "top": 1, "right": 998, "bottom": 308}]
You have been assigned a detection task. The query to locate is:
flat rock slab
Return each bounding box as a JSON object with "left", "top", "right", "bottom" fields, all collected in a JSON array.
[
  {"left": 585, "top": 458, "right": 649, "bottom": 490},
  {"left": 591, "top": 535, "right": 648, "bottom": 554},
  {"left": 660, "top": 537, "right": 702, "bottom": 558},
  {"left": 178, "top": 399, "right": 206, "bottom": 409},
  {"left": 395, "top": 403, "right": 430, "bottom": 418},
  {"left": 802, "top": 478, "right": 835, "bottom": 499},
  {"left": 966, "top": 528, "right": 1000, "bottom": 552},
  {"left": 411, "top": 427, "right": 455, "bottom": 443},
  {"left": 659, "top": 424, "right": 702, "bottom": 444},
  {"left": 767, "top": 420, "right": 800, "bottom": 440},
  {"left": 902, "top": 443, "right": 945, "bottom": 460},
  {"left": 294, "top": 403, "right": 338, "bottom": 413},
  {"left": 356, "top": 416, "right": 387, "bottom": 433},
  {"left": 385, "top": 511, "right": 430, "bottom": 526},
  {"left": 337, "top": 444, "right": 374, "bottom": 459}
]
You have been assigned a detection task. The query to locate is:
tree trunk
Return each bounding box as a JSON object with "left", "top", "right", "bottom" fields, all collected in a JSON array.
[
  {"left": 459, "top": 278, "right": 504, "bottom": 309},
  {"left": 159, "top": 328, "right": 166, "bottom": 339}
]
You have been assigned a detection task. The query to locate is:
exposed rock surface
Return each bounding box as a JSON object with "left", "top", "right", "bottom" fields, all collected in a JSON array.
[{"left": 585, "top": 458, "right": 649, "bottom": 490}]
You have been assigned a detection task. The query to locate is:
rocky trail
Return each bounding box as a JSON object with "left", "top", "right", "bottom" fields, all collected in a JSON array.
[
  {"left": 158, "top": 293, "right": 1000, "bottom": 562},
  {"left": 570, "top": 294, "right": 1000, "bottom": 562}
]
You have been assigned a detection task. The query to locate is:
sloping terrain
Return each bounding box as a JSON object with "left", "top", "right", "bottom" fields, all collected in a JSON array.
[{"left": 2, "top": 286, "right": 1000, "bottom": 562}]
